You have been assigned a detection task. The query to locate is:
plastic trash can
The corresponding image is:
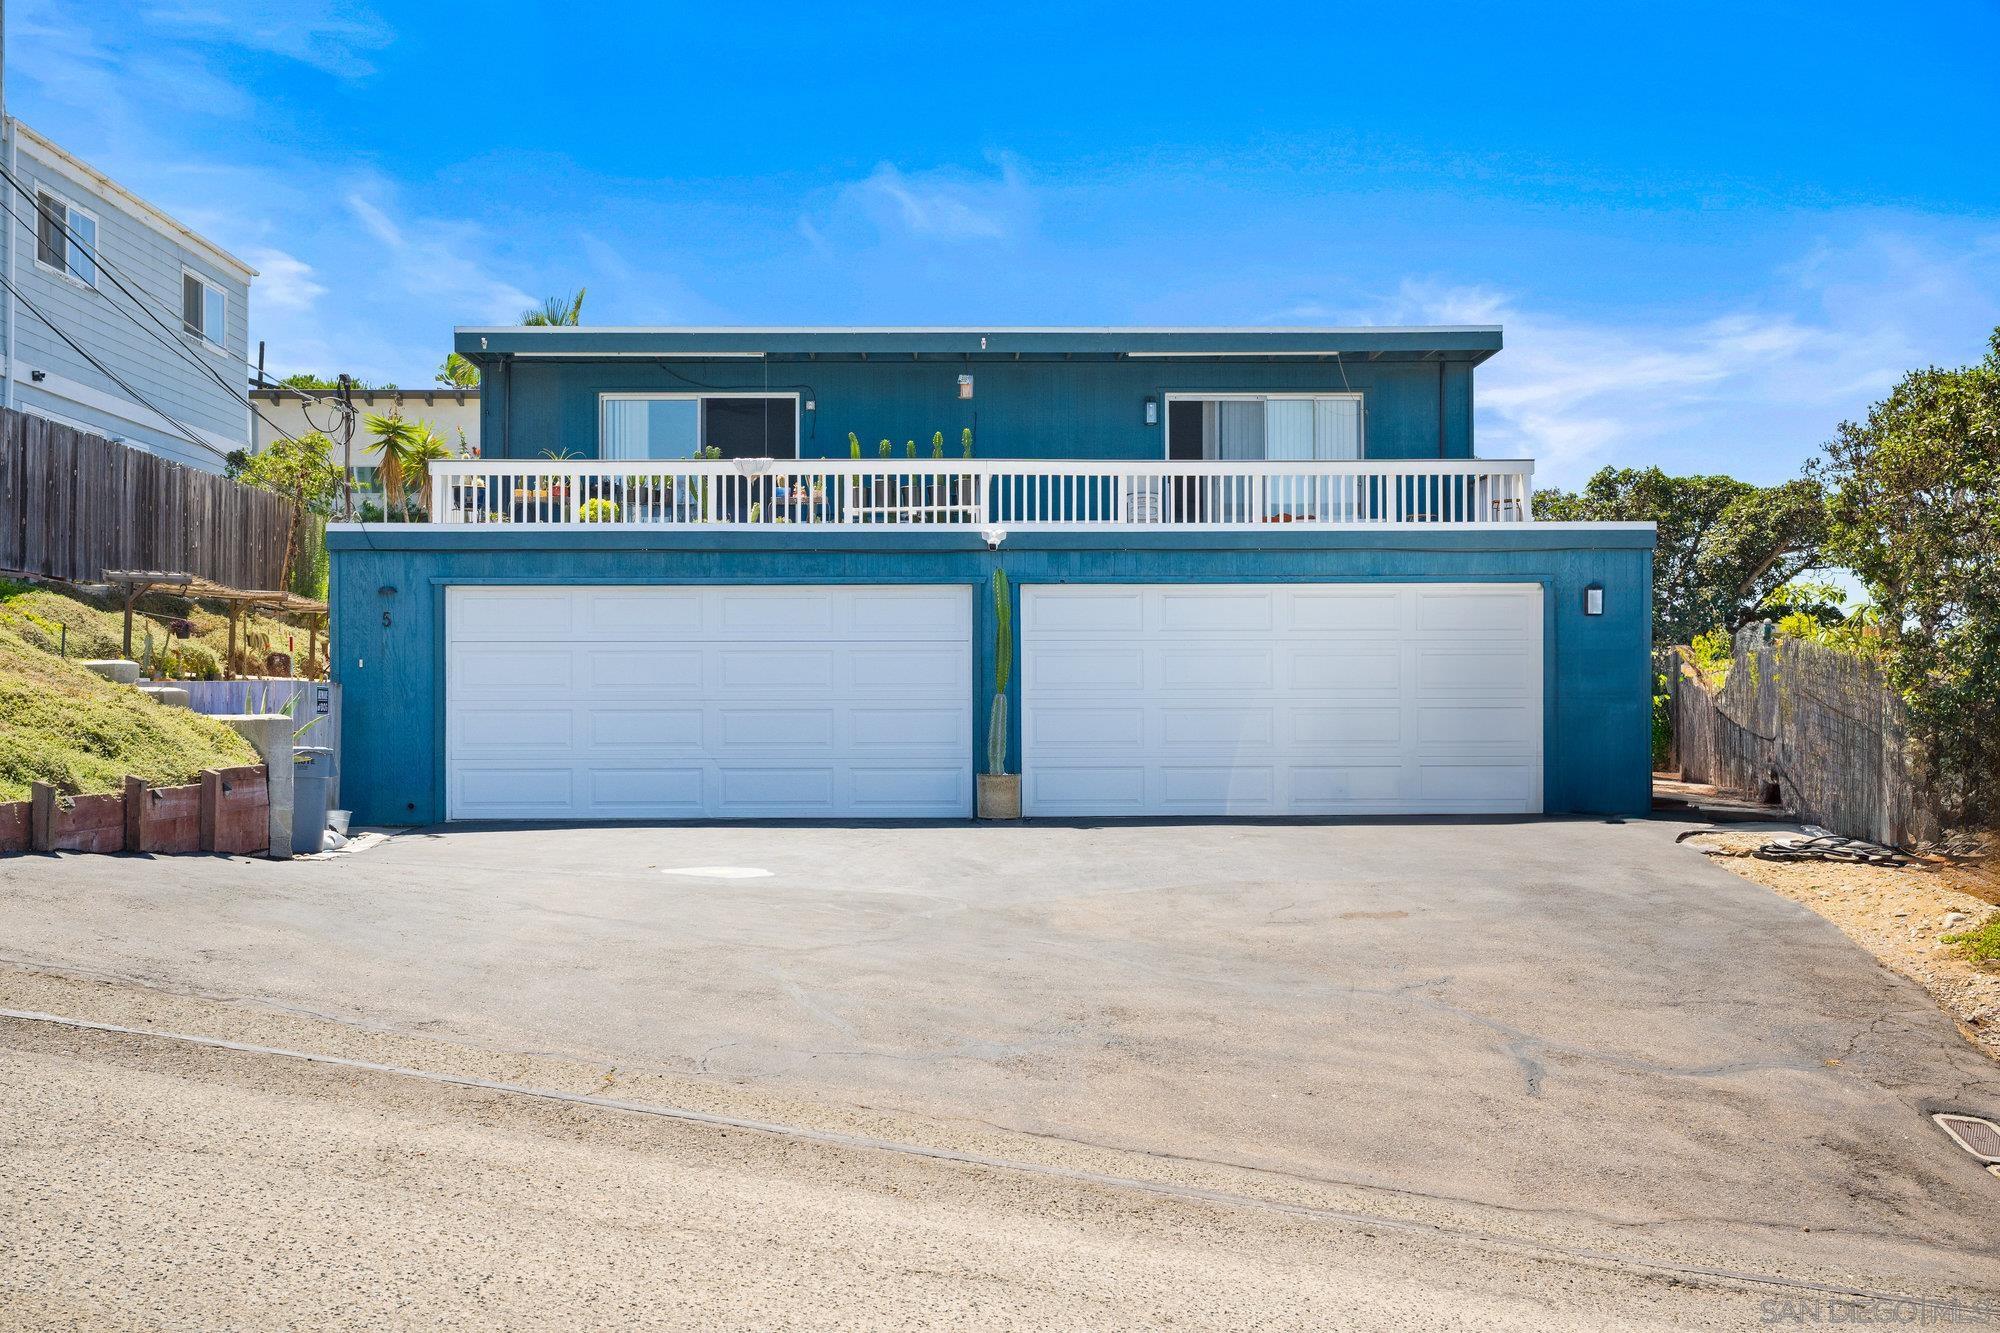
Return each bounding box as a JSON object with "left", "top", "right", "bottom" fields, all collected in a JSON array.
[{"left": 292, "top": 747, "right": 335, "bottom": 855}]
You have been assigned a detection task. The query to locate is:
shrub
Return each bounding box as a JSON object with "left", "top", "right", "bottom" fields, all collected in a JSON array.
[
  {"left": 1943, "top": 915, "right": 2000, "bottom": 966},
  {"left": 577, "top": 498, "right": 620, "bottom": 523}
]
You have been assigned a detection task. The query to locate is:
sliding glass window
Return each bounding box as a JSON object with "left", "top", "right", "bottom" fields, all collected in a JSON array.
[{"left": 599, "top": 394, "right": 799, "bottom": 460}]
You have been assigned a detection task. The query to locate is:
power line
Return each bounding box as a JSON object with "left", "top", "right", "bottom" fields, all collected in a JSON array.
[
  {"left": 0, "top": 268, "right": 217, "bottom": 456},
  {"left": 0, "top": 159, "right": 352, "bottom": 449}
]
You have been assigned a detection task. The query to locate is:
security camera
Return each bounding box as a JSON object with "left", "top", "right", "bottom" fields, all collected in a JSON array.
[{"left": 981, "top": 527, "right": 1007, "bottom": 551}]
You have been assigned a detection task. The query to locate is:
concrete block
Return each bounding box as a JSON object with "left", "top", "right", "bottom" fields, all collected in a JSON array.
[
  {"left": 217, "top": 714, "right": 293, "bottom": 860},
  {"left": 81, "top": 659, "right": 140, "bottom": 685},
  {"left": 136, "top": 684, "right": 191, "bottom": 708}
]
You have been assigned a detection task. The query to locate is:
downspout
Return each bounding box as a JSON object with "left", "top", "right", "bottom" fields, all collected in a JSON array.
[
  {"left": 2, "top": 114, "right": 15, "bottom": 412},
  {"left": 1436, "top": 360, "right": 1445, "bottom": 458},
  {"left": 499, "top": 353, "right": 512, "bottom": 458}
]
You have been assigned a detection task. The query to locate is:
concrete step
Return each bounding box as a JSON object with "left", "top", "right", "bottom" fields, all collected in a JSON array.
[
  {"left": 81, "top": 659, "right": 141, "bottom": 685},
  {"left": 136, "top": 684, "right": 191, "bottom": 708}
]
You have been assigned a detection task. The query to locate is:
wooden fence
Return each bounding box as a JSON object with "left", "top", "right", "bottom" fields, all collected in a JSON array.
[
  {"left": 0, "top": 406, "right": 295, "bottom": 588},
  {"left": 1662, "top": 625, "right": 1936, "bottom": 847}
]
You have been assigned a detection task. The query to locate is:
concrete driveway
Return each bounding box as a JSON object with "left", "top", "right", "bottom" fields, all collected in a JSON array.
[{"left": 3, "top": 816, "right": 1998, "bottom": 1299}]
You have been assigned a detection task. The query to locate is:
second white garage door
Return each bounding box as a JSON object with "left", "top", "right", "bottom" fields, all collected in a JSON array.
[
  {"left": 446, "top": 585, "right": 973, "bottom": 820},
  {"left": 1021, "top": 583, "right": 1543, "bottom": 817}
]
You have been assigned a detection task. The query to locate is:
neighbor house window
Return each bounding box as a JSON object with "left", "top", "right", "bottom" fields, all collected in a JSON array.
[
  {"left": 599, "top": 393, "right": 799, "bottom": 460},
  {"left": 34, "top": 189, "right": 97, "bottom": 287},
  {"left": 1164, "top": 393, "right": 1363, "bottom": 461},
  {"left": 182, "top": 271, "right": 226, "bottom": 347}
]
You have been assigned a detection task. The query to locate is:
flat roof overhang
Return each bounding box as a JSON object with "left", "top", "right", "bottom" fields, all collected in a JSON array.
[{"left": 453, "top": 326, "right": 1503, "bottom": 366}]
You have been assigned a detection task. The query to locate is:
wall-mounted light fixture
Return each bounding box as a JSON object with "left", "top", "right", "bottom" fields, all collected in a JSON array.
[
  {"left": 804, "top": 398, "right": 816, "bottom": 412},
  {"left": 1144, "top": 395, "right": 1158, "bottom": 426},
  {"left": 1583, "top": 583, "right": 1605, "bottom": 616},
  {"left": 957, "top": 374, "right": 974, "bottom": 400}
]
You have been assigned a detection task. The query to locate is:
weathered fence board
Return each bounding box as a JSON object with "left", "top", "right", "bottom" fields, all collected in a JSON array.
[
  {"left": 0, "top": 406, "right": 294, "bottom": 589},
  {"left": 1663, "top": 626, "right": 1936, "bottom": 847}
]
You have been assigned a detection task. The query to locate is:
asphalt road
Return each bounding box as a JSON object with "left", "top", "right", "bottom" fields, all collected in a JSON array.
[
  {"left": 0, "top": 986, "right": 1913, "bottom": 1330},
  {"left": 3, "top": 816, "right": 1999, "bottom": 1325}
]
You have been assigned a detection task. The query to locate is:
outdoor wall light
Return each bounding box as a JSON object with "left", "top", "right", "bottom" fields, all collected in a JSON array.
[
  {"left": 1583, "top": 583, "right": 1605, "bottom": 616},
  {"left": 981, "top": 527, "right": 1007, "bottom": 550},
  {"left": 1144, "top": 395, "right": 1158, "bottom": 425},
  {"left": 957, "top": 374, "right": 974, "bottom": 400}
]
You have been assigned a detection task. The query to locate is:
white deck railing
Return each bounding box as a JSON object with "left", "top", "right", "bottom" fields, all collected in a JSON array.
[{"left": 427, "top": 458, "right": 1534, "bottom": 529}]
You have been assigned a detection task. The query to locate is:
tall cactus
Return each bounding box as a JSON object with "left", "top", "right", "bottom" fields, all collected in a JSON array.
[{"left": 988, "top": 569, "right": 1012, "bottom": 776}]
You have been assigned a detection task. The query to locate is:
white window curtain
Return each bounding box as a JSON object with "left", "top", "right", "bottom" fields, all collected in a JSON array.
[{"left": 1313, "top": 397, "right": 1361, "bottom": 460}]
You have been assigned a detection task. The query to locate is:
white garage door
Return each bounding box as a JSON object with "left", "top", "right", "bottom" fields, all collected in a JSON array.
[
  {"left": 446, "top": 585, "right": 973, "bottom": 820},
  {"left": 1021, "top": 583, "right": 1543, "bottom": 817}
]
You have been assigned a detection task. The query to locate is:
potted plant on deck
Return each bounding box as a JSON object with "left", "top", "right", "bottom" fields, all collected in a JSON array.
[{"left": 977, "top": 569, "right": 1021, "bottom": 819}]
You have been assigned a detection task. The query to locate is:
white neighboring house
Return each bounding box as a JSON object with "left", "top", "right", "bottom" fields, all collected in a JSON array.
[
  {"left": 250, "top": 384, "right": 480, "bottom": 499},
  {"left": 0, "top": 120, "right": 255, "bottom": 472}
]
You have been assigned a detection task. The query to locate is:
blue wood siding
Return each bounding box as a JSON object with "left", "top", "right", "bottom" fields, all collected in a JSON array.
[
  {"left": 329, "top": 527, "right": 1652, "bottom": 825},
  {"left": 483, "top": 356, "right": 1484, "bottom": 463}
]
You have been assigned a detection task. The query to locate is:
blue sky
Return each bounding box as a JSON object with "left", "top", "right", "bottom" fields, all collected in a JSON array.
[{"left": 11, "top": 0, "right": 1999, "bottom": 485}]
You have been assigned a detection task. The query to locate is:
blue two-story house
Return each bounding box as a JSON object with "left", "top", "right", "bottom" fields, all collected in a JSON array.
[{"left": 328, "top": 326, "right": 1654, "bottom": 825}]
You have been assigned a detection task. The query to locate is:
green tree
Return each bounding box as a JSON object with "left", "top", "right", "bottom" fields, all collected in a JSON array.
[
  {"left": 1536, "top": 466, "right": 1827, "bottom": 645},
  {"left": 1816, "top": 328, "right": 2000, "bottom": 824},
  {"left": 435, "top": 352, "right": 480, "bottom": 388},
  {"left": 521, "top": 288, "right": 585, "bottom": 326},
  {"left": 224, "top": 432, "right": 343, "bottom": 590},
  {"left": 364, "top": 413, "right": 422, "bottom": 517}
]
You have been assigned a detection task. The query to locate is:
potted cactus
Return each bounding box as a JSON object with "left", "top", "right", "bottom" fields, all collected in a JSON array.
[{"left": 976, "top": 569, "right": 1021, "bottom": 819}]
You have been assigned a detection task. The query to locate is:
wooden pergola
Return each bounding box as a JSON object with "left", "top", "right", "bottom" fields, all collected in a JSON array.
[{"left": 103, "top": 570, "right": 329, "bottom": 680}]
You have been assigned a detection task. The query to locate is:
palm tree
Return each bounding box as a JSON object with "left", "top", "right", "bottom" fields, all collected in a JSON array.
[
  {"left": 364, "top": 412, "right": 419, "bottom": 518},
  {"left": 403, "top": 425, "right": 453, "bottom": 514},
  {"left": 434, "top": 352, "right": 480, "bottom": 387},
  {"left": 521, "top": 288, "right": 585, "bottom": 326}
]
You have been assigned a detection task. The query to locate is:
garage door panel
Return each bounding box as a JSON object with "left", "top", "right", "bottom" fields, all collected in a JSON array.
[
  {"left": 1158, "top": 589, "right": 1275, "bottom": 634},
  {"left": 1024, "top": 590, "right": 1143, "bottom": 634},
  {"left": 845, "top": 645, "right": 969, "bottom": 690},
  {"left": 452, "top": 591, "right": 574, "bottom": 639},
  {"left": 1415, "top": 589, "right": 1538, "bottom": 633},
  {"left": 1163, "top": 648, "right": 1273, "bottom": 689},
  {"left": 447, "top": 586, "right": 972, "bottom": 820},
  {"left": 1416, "top": 704, "right": 1537, "bottom": 747},
  {"left": 1418, "top": 763, "right": 1539, "bottom": 805},
  {"left": 1023, "top": 583, "right": 1541, "bottom": 817},
  {"left": 1291, "top": 707, "right": 1401, "bottom": 747},
  {"left": 850, "top": 706, "right": 965, "bottom": 748},
  {"left": 586, "top": 767, "right": 704, "bottom": 815},
  {"left": 850, "top": 765, "right": 968, "bottom": 813},
  {"left": 454, "top": 706, "right": 574, "bottom": 752},
  {"left": 1415, "top": 647, "right": 1535, "bottom": 692},
  {"left": 1158, "top": 764, "right": 1277, "bottom": 810},
  {"left": 1287, "top": 589, "right": 1401, "bottom": 633},
  {"left": 586, "top": 649, "right": 693, "bottom": 690},
  {"left": 456, "top": 648, "right": 572, "bottom": 691},
  {"left": 1158, "top": 706, "right": 1276, "bottom": 748},
  {"left": 1291, "top": 764, "right": 1405, "bottom": 805},
  {"left": 1026, "top": 705, "right": 1144, "bottom": 750},
  {"left": 718, "top": 647, "right": 836, "bottom": 690},
  {"left": 718, "top": 706, "right": 835, "bottom": 750},
  {"left": 1028, "top": 764, "right": 1147, "bottom": 813},
  {"left": 850, "top": 588, "right": 970, "bottom": 636},
  {"left": 454, "top": 766, "right": 573, "bottom": 814},
  {"left": 716, "top": 590, "right": 837, "bottom": 635},
  {"left": 586, "top": 708, "right": 701, "bottom": 750},
  {"left": 1286, "top": 649, "right": 1401, "bottom": 692},
  {"left": 581, "top": 590, "right": 702, "bottom": 637},
  {"left": 1032, "top": 647, "right": 1144, "bottom": 690}
]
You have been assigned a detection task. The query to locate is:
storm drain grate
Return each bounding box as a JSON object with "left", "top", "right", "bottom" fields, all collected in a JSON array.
[{"left": 1933, "top": 1113, "right": 2000, "bottom": 1166}]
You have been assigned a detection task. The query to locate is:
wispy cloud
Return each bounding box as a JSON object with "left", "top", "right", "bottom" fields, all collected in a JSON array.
[
  {"left": 345, "top": 187, "right": 534, "bottom": 324},
  {"left": 243, "top": 246, "right": 327, "bottom": 313},
  {"left": 1377, "top": 226, "right": 2000, "bottom": 485},
  {"left": 807, "top": 153, "right": 1036, "bottom": 246},
  {"left": 143, "top": 0, "right": 393, "bottom": 77}
]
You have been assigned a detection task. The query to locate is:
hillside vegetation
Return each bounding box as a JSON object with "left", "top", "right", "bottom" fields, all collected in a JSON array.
[{"left": 0, "top": 579, "right": 277, "bottom": 801}]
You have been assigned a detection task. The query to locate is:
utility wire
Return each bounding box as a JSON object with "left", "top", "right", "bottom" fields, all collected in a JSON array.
[
  {"left": 0, "top": 269, "right": 217, "bottom": 455},
  {"left": 0, "top": 160, "right": 351, "bottom": 448}
]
